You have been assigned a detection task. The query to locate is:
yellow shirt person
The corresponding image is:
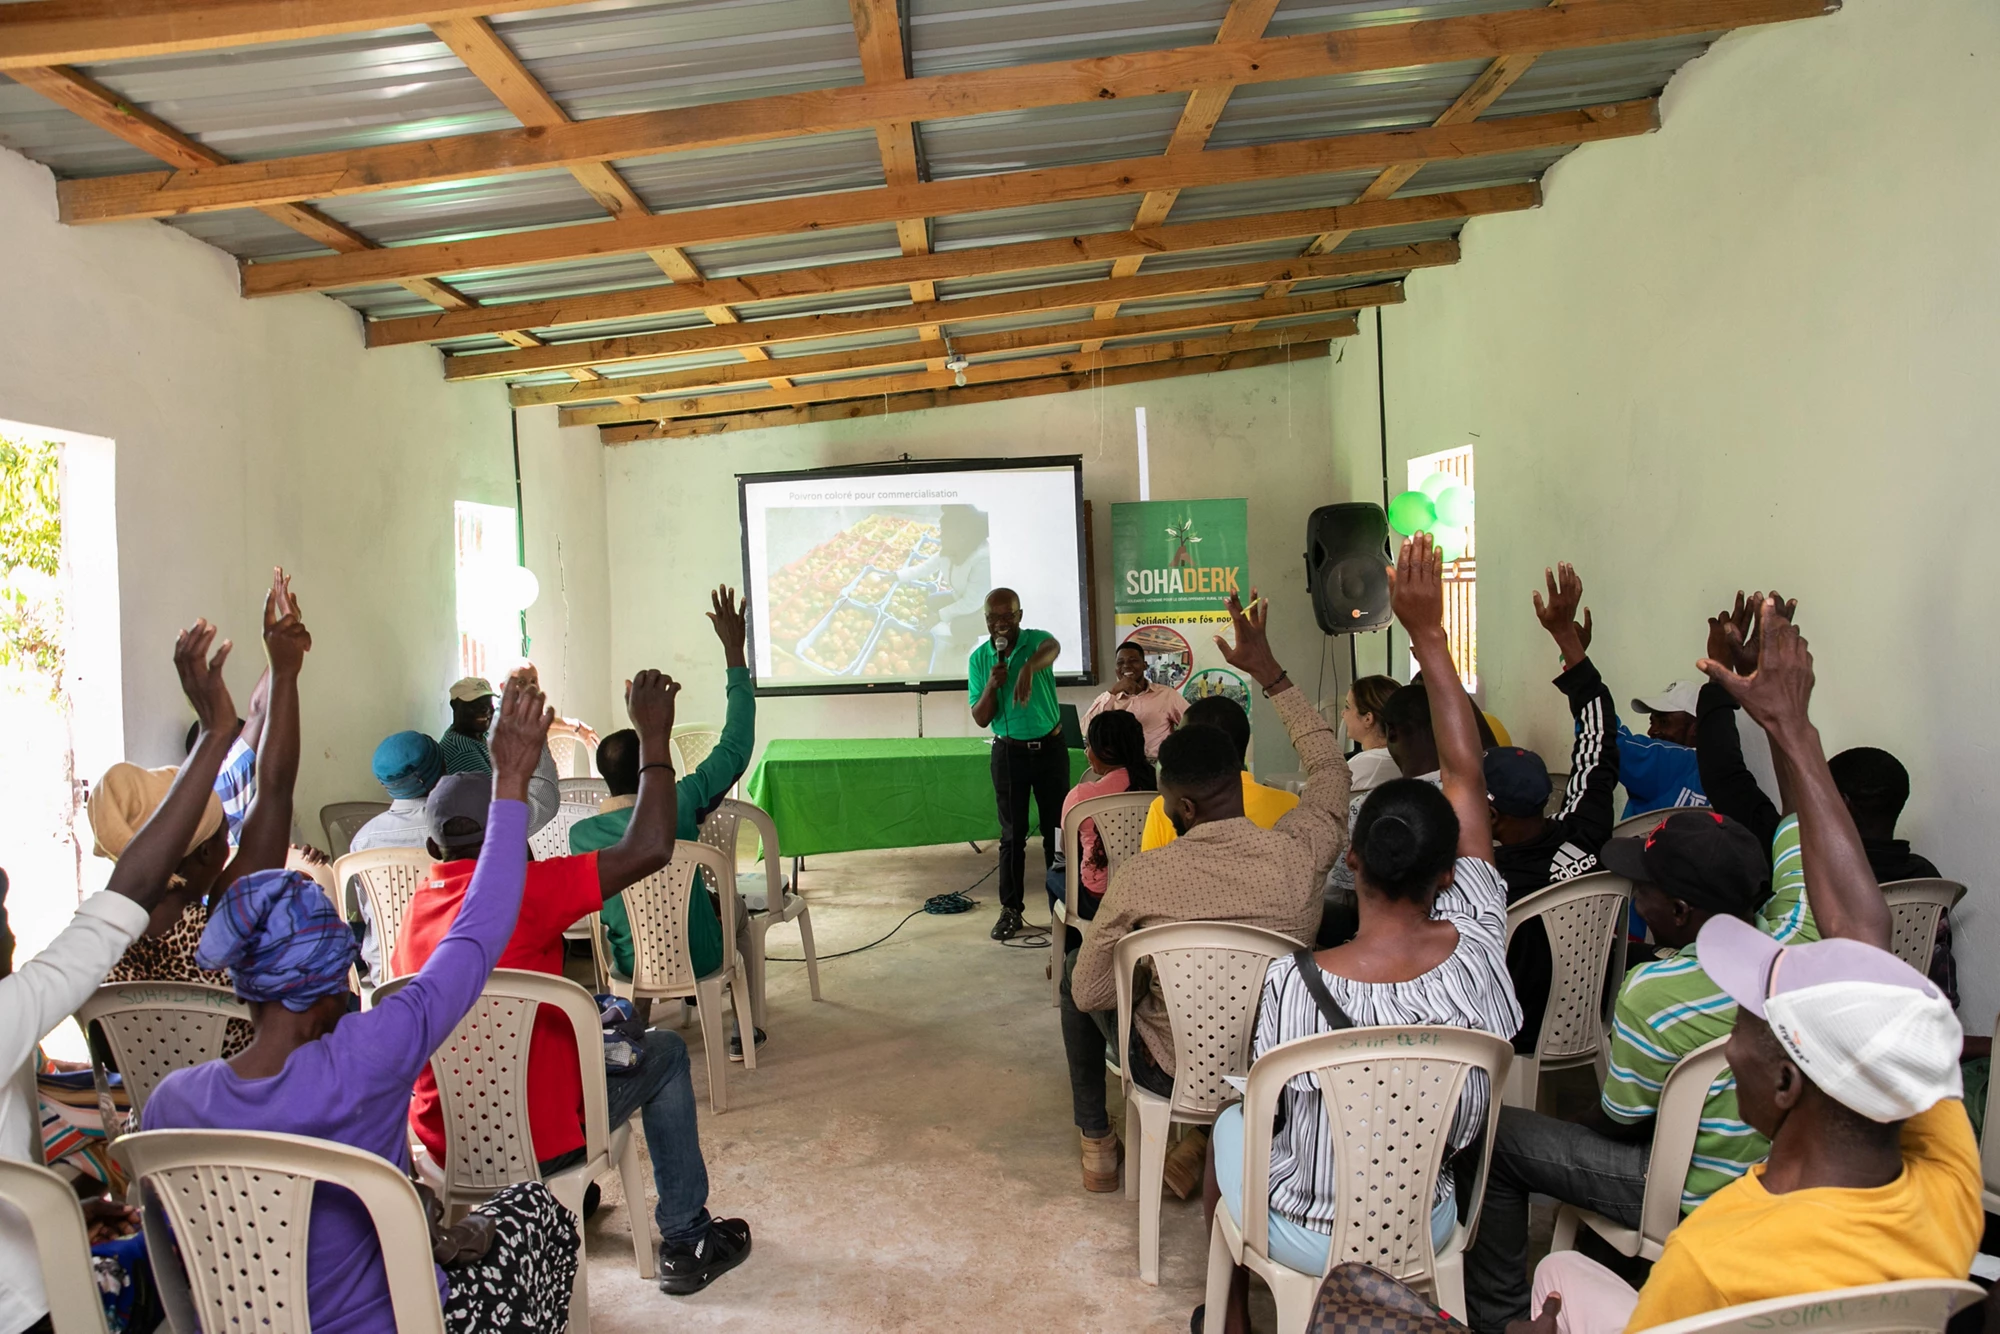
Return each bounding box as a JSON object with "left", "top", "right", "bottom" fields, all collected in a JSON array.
[{"left": 1139, "top": 773, "right": 1300, "bottom": 850}]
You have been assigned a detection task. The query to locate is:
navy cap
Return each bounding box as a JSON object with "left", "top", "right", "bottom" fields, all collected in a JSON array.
[
  {"left": 1483, "top": 746, "right": 1552, "bottom": 818},
  {"left": 1597, "top": 809, "right": 1768, "bottom": 915},
  {"left": 425, "top": 773, "right": 492, "bottom": 849}
]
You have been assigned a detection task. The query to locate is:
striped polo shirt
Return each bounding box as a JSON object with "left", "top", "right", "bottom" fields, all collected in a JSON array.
[
  {"left": 1758, "top": 814, "right": 1816, "bottom": 944},
  {"left": 1601, "top": 943, "right": 1770, "bottom": 1212}
]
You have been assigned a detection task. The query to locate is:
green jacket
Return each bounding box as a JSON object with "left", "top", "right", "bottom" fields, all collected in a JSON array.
[{"left": 571, "top": 666, "right": 754, "bottom": 979}]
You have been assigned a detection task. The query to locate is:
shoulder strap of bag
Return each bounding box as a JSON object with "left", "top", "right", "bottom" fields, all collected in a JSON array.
[{"left": 1290, "top": 949, "right": 1354, "bottom": 1031}]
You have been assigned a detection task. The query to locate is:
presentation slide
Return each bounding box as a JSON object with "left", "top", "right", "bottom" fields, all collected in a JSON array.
[{"left": 739, "top": 458, "right": 1091, "bottom": 694}]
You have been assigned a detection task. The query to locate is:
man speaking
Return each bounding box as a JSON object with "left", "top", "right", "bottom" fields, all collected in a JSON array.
[{"left": 969, "top": 588, "right": 1065, "bottom": 942}]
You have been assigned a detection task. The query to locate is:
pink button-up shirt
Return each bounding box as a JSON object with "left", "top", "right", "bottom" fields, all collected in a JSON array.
[{"left": 1083, "top": 682, "right": 1187, "bottom": 760}]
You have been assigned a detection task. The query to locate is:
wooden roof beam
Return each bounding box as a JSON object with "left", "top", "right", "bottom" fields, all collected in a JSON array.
[
  {"left": 52, "top": 0, "right": 1831, "bottom": 224},
  {"left": 247, "top": 102, "right": 1653, "bottom": 298},
  {"left": 598, "top": 343, "right": 1329, "bottom": 443}
]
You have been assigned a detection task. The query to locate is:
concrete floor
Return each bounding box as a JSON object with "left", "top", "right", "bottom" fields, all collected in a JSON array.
[{"left": 578, "top": 842, "right": 1216, "bottom": 1333}]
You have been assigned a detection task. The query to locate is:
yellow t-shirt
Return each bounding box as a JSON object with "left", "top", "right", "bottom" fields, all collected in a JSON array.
[
  {"left": 1139, "top": 773, "right": 1301, "bottom": 850},
  {"left": 1482, "top": 711, "right": 1511, "bottom": 747},
  {"left": 1626, "top": 1100, "right": 1982, "bottom": 1332}
]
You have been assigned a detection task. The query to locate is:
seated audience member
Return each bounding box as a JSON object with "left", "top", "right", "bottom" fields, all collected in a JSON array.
[
  {"left": 1616, "top": 678, "right": 1707, "bottom": 818},
  {"left": 1085, "top": 641, "right": 1187, "bottom": 761},
  {"left": 1516, "top": 599, "right": 1978, "bottom": 1334},
  {"left": 396, "top": 666, "right": 753, "bottom": 1295},
  {"left": 1045, "top": 709, "right": 1156, "bottom": 948},
  {"left": 1489, "top": 563, "right": 1621, "bottom": 1054},
  {"left": 184, "top": 666, "right": 269, "bottom": 844},
  {"left": 1464, "top": 811, "right": 1773, "bottom": 1332},
  {"left": 0, "top": 619, "right": 253, "bottom": 1334},
  {"left": 1063, "top": 590, "right": 1348, "bottom": 1198},
  {"left": 145, "top": 670, "right": 578, "bottom": 1334},
  {"left": 578, "top": 586, "right": 761, "bottom": 1057},
  {"left": 1693, "top": 593, "right": 1955, "bottom": 998},
  {"left": 1138, "top": 694, "right": 1298, "bottom": 850},
  {"left": 342, "top": 731, "right": 445, "bottom": 982},
  {"left": 1321, "top": 677, "right": 1459, "bottom": 919},
  {"left": 438, "top": 676, "right": 496, "bottom": 775},
  {"left": 1198, "top": 536, "right": 1521, "bottom": 1334},
  {"left": 1339, "top": 673, "right": 1402, "bottom": 795},
  {"left": 88, "top": 569, "right": 310, "bottom": 1057}
]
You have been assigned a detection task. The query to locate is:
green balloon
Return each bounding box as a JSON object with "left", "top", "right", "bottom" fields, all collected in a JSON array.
[
  {"left": 1434, "top": 485, "right": 1475, "bottom": 526},
  {"left": 1387, "top": 490, "right": 1436, "bottom": 536},
  {"left": 1419, "top": 471, "right": 1454, "bottom": 500},
  {"left": 1431, "top": 523, "right": 1468, "bottom": 561}
]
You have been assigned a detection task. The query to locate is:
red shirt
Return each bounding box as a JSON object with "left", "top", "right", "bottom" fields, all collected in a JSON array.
[{"left": 393, "top": 852, "right": 601, "bottom": 1164}]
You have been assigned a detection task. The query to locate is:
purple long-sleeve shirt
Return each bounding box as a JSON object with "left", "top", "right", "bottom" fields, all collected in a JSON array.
[{"left": 144, "top": 799, "right": 530, "bottom": 1334}]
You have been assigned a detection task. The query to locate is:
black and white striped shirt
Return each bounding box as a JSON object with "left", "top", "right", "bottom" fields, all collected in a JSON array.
[{"left": 1257, "top": 857, "right": 1522, "bottom": 1231}]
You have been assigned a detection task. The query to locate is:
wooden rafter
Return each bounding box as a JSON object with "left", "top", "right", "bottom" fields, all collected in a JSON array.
[
  {"left": 51, "top": 0, "right": 1829, "bottom": 225},
  {"left": 847, "top": 0, "right": 939, "bottom": 355},
  {"left": 597, "top": 343, "right": 1330, "bottom": 443},
  {"left": 443, "top": 256, "right": 1411, "bottom": 381},
  {"left": 245, "top": 103, "right": 1653, "bottom": 298},
  {"left": 555, "top": 319, "right": 1359, "bottom": 425},
  {"left": 369, "top": 184, "right": 1532, "bottom": 349},
  {"left": 426, "top": 16, "right": 788, "bottom": 388}
]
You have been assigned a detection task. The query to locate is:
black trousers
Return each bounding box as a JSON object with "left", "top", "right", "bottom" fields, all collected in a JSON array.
[{"left": 990, "top": 730, "right": 1070, "bottom": 912}]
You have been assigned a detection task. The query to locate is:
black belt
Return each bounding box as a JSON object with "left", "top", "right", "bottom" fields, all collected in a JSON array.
[{"left": 998, "top": 730, "right": 1063, "bottom": 750}]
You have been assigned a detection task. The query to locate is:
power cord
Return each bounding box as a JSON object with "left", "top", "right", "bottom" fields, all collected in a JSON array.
[{"left": 765, "top": 864, "right": 1023, "bottom": 962}]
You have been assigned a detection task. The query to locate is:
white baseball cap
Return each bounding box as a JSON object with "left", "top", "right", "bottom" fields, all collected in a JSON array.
[
  {"left": 1698, "top": 915, "right": 1962, "bottom": 1123},
  {"left": 1631, "top": 680, "right": 1701, "bottom": 716}
]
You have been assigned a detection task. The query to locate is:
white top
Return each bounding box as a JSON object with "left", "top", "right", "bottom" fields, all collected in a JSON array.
[
  {"left": 0, "top": 891, "right": 150, "bottom": 1333},
  {"left": 346, "top": 798, "right": 428, "bottom": 855},
  {"left": 1346, "top": 746, "right": 1401, "bottom": 795}
]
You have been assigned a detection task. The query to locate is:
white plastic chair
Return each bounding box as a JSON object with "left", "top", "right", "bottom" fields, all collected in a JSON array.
[
  {"left": 1550, "top": 1035, "right": 1731, "bottom": 1260},
  {"left": 0, "top": 1157, "right": 111, "bottom": 1334},
  {"left": 74, "top": 981, "right": 250, "bottom": 1134},
  {"left": 560, "top": 775, "right": 610, "bottom": 807},
  {"left": 549, "top": 721, "right": 597, "bottom": 778},
  {"left": 530, "top": 800, "right": 604, "bottom": 861},
  {"left": 670, "top": 723, "right": 723, "bottom": 774},
  {"left": 1879, "top": 879, "right": 1965, "bottom": 975},
  {"left": 333, "top": 846, "right": 435, "bottom": 981},
  {"left": 320, "top": 799, "right": 390, "bottom": 858},
  {"left": 1050, "top": 791, "right": 1156, "bottom": 1006},
  {"left": 1204, "top": 1024, "right": 1512, "bottom": 1327},
  {"left": 372, "top": 967, "right": 652, "bottom": 1331},
  {"left": 1610, "top": 810, "right": 1669, "bottom": 840},
  {"left": 1501, "top": 871, "right": 1631, "bottom": 1108},
  {"left": 1638, "top": 1280, "right": 1984, "bottom": 1334},
  {"left": 1113, "top": 920, "right": 1303, "bottom": 1285},
  {"left": 114, "top": 1128, "right": 448, "bottom": 1334},
  {"left": 590, "top": 842, "right": 755, "bottom": 1111},
  {"left": 699, "top": 797, "right": 821, "bottom": 1030}
]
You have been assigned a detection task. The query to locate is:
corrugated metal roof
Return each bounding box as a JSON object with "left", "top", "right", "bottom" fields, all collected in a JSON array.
[
  {"left": 908, "top": 0, "right": 1230, "bottom": 76},
  {"left": 918, "top": 95, "right": 1187, "bottom": 180},
  {"left": 1266, "top": 0, "right": 1537, "bottom": 39},
  {"left": 1205, "top": 60, "right": 1488, "bottom": 149}
]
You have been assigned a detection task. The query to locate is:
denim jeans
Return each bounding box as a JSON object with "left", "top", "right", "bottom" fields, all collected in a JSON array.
[
  {"left": 1058, "top": 947, "right": 1172, "bottom": 1137},
  {"left": 539, "top": 1029, "right": 711, "bottom": 1247},
  {"left": 1462, "top": 1106, "right": 1649, "bottom": 1334}
]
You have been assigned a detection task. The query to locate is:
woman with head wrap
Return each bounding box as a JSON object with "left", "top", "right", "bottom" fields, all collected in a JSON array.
[
  {"left": 88, "top": 570, "right": 311, "bottom": 1053},
  {"left": 142, "top": 669, "right": 578, "bottom": 1334}
]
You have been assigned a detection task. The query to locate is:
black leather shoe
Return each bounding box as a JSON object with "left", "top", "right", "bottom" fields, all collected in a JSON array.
[
  {"left": 658, "top": 1217, "right": 752, "bottom": 1295},
  {"left": 990, "top": 907, "right": 1025, "bottom": 940}
]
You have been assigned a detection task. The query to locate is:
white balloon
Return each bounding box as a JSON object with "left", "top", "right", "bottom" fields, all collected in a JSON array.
[{"left": 500, "top": 564, "right": 540, "bottom": 612}]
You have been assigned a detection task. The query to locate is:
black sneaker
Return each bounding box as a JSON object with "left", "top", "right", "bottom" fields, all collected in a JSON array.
[
  {"left": 727, "top": 1027, "right": 767, "bottom": 1061},
  {"left": 990, "top": 907, "right": 1025, "bottom": 941},
  {"left": 658, "top": 1217, "right": 752, "bottom": 1295},
  {"left": 582, "top": 1183, "right": 601, "bottom": 1222}
]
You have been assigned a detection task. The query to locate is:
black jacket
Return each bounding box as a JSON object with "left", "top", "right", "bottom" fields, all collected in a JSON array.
[{"left": 1493, "top": 656, "right": 1622, "bottom": 903}]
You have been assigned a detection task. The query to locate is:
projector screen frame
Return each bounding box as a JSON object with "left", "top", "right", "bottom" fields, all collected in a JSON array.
[{"left": 736, "top": 454, "right": 1097, "bottom": 698}]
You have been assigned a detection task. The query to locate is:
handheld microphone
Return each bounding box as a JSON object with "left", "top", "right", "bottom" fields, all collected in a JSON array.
[{"left": 992, "top": 632, "right": 1012, "bottom": 659}]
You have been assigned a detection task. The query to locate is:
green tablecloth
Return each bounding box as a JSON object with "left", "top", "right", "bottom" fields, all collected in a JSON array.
[{"left": 744, "top": 737, "right": 1090, "bottom": 857}]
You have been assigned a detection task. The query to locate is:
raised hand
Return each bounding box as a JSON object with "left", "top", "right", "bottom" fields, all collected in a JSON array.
[
  {"left": 1532, "top": 563, "right": 1590, "bottom": 668},
  {"left": 1213, "top": 588, "right": 1284, "bottom": 690},
  {"left": 706, "top": 584, "right": 750, "bottom": 670},
  {"left": 489, "top": 666, "right": 555, "bottom": 798},
  {"left": 1388, "top": 533, "right": 1446, "bottom": 636},
  {"left": 262, "top": 567, "right": 312, "bottom": 678},
  {"left": 1698, "top": 596, "right": 1815, "bottom": 740},
  {"left": 626, "top": 668, "right": 681, "bottom": 742},
  {"left": 174, "top": 619, "right": 237, "bottom": 739}
]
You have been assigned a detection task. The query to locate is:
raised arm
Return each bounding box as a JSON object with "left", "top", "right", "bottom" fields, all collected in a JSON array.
[
  {"left": 597, "top": 669, "right": 681, "bottom": 899},
  {"left": 217, "top": 569, "right": 309, "bottom": 893},
  {"left": 1698, "top": 598, "right": 1887, "bottom": 948},
  {"left": 1011, "top": 634, "right": 1060, "bottom": 705},
  {"left": 680, "top": 587, "right": 756, "bottom": 817},
  {"left": 1391, "top": 534, "right": 1490, "bottom": 862},
  {"left": 1537, "top": 565, "right": 1620, "bottom": 847},
  {"left": 1694, "top": 591, "right": 1797, "bottom": 846}
]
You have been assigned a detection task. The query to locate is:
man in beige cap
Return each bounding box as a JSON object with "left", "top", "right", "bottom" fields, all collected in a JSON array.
[{"left": 439, "top": 673, "right": 560, "bottom": 834}]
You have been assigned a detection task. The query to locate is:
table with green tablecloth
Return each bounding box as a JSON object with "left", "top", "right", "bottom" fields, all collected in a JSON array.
[{"left": 743, "top": 737, "right": 1090, "bottom": 857}]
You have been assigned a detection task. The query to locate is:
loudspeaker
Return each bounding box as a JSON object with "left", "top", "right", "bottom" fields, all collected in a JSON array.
[{"left": 1305, "top": 503, "right": 1392, "bottom": 635}]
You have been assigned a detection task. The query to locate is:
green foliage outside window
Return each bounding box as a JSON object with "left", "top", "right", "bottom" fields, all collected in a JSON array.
[{"left": 0, "top": 435, "right": 64, "bottom": 690}]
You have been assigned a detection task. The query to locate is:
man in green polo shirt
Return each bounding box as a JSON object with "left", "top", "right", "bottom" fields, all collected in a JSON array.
[
  {"left": 574, "top": 585, "right": 762, "bottom": 1055},
  {"left": 969, "top": 587, "right": 1064, "bottom": 942}
]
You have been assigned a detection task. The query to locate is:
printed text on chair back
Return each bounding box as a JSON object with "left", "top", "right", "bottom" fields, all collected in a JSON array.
[{"left": 75, "top": 982, "right": 248, "bottom": 1120}]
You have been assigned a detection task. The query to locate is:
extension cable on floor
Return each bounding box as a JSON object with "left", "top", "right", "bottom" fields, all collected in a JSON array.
[{"left": 764, "top": 863, "right": 1050, "bottom": 960}]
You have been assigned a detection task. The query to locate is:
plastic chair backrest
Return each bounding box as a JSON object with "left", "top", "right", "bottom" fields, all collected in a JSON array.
[
  {"left": 671, "top": 725, "right": 723, "bottom": 773},
  {"left": 371, "top": 968, "right": 612, "bottom": 1194},
  {"left": 613, "top": 842, "right": 738, "bottom": 993},
  {"left": 1237, "top": 1024, "right": 1512, "bottom": 1286},
  {"left": 558, "top": 776, "right": 609, "bottom": 807},
  {"left": 1634, "top": 1035, "right": 1732, "bottom": 1246},
  {"left": 113, "top": 1128, "right": 446, "bottom": 1334},
  {"left": 1060, "top": 791, "right": 1156, "bottom": 903},
  {"left": 0, "top": 1157, "right": 111, "bottom": 1334},
  {"left": 1636, "top": 1280, "right": 1984, "bottom": 1334},
  {"left": 548, "top": 723, "right": 595, "bottom": 778},
  {"left": 1611, "top": 810, "right": 1670, "bottom": 841},
  {"left": 1112, "top": 920, "right": 1303, "bottom": 1118},
  {"left": 701, "top": 797, "right": 785, "bottom": 894},
  {"left": 528, "top": 802, "right": 602, "bottom": 861},
  {"left": 1878, "top": 879, "right": 1965, "bottom": 974},
  {"left": 287, "top": 846, "right": 340, "bottom": 907},
  {"left": 332, "top": 847, "right": 434, "bottom": 968},
  {"left": 320, "top": 800, "right": 390, "bottom": 858},
  {"left": 74, "top": 981, "right": 249, "bottom": 1120},
  {"left": 1504, "top": 871, "right": 1632, "bottom": 1062}
]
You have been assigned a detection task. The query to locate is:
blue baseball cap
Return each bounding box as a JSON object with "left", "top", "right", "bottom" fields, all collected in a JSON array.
[{"left": 1483, "top": 746, "right": 1552, "bottom": 818}]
